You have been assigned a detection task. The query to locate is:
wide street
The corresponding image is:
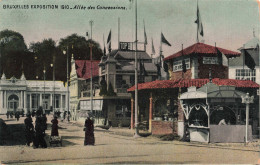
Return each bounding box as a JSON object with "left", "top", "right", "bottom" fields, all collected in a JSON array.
[{"left": 0, "top": 115, "right": 260, "bottom": 164}]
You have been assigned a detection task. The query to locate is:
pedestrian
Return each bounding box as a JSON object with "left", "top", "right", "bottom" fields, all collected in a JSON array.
[
  {"left": 51, "top": 116, "right": 59, "bottom": 136},
  {"left": 22, "top": 109, "right": 25, "bottom": 117},
  {"left": 42, "top": 114, "right": 47, "bottom": 133},
  {"left": 84, "top": 117, "right": 95, "bottom": 145},
  {"left": 24, "top": 113, "right": 35, "bottom": 146},
  {"left": 32, "top": 110, "right": 36, "bottom": 117},
  {"left": 34, "top": 114, "right": 47, "bottom": 148},
  {"left": 15, "top": 111, "right": 20, "bottom": 121},
  {"left": 67, "top": 111, "right": 70, "bottom": 122},
  {"left": 63, "top": 111, "right": 67, "bottom": 121},
  {"left": 10, "top": 112, "right": 13, "bottom": 118},
  {"left": 6, "top": 112, "right": 9, "bottom": 119}
]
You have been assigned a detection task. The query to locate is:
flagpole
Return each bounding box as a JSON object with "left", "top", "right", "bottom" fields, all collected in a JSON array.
[
  {"left": 160, "top": 32, "right": 162, "bottom": 80},
  {"left": 118, "top": 17, "right": 120, "bottom": 49},
  {"left": 243, "top": 45, "right": 245, "bottom": 80},
  {"left": 182, "top": 44, "right": 184, "bottom": 78},
  {"left": 196, "top": 0, "right": 199, "bottom": 43},
  {"left": 89, "top": 20, "right": 94, "bottom": 114},
  {"left": 134, "top": 0, "right": 139, "bottom": 137}
]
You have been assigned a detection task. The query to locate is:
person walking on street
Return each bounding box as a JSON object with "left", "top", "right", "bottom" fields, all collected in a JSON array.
[
  {"left": 24, "top": 113, "right": 35, "bottom": 146},
  {"left": 84, "top": 117, "right": 95, "bottom": 145},
  {"left": 34, "top": 113, "right": 47, "bottom": 148},
  {"left": 51, "top": 116, "right": 59, "bottom": 136},
  {"left": 15, "top": 111, "right": 20, "bottom": 121},
  {"left": 67, "top": 111, "right": 70, "bottom": 122}
]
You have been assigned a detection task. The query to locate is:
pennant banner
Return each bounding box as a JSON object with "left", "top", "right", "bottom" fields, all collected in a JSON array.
[
  {"left": 144, "top": 20, "right": 147, "bottom": 45},
  {"left": 195, "top": 4, "right": 204, "bottom": 37},
  {"left": 152, "top": 38, "right": 155, "bottom": 55},
  {"left": 107, "top": 30, "right": 111, "bottom": 44},
  {"left": 161, "top": 32, "right": 171, "bottom": 46},
  {"left": 244, "top": 50, "right": 256, "bottom": 70}
]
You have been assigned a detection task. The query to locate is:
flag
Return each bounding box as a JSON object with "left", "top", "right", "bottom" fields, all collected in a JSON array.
[
  {"left": 182, "top": 59, "right": 187, "bottom": 73},
  {"left": 152, "top": 38, "right": 155, "bottom": 55},
  {"left": 144, "top": 20, "right": 147, "bottom": 45},
  {"left": 195, "top": 3, "right": 204, "bottom": 37},
  {"left": 81, "top": 61, "right": 86, "bottom": 76},
  {"left": 156, "top": 63, "right": 161, "bottom": 77},
  {"left": 244, "top": 50, "right": 256, "bottom": 70},
  {"left": 107, "top": 30, "right": 111, "bottom": 44},
  {"left": 142, "top": 60, "right": 148, "bottom": 76},
  {"left": 163, "top": 61, "right": 168, "bottom": 72},
  {"left": 216, "top": 48, "right": 228, "bottom": 66},
  {"left": 161, "top": 33, "right": 171, "bottom": 46}
]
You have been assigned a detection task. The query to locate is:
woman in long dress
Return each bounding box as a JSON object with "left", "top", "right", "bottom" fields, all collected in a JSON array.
[
  {"left": 51, "top": 116, "right": 59, "bottom": 136},
  {"left": 84, "top": 117, "right": 95, "bottom": 145}
]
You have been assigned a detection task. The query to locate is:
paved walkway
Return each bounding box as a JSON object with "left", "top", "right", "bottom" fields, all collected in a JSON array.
[{"left": 0, "top": 115, "right": 259, "bottom": 164}]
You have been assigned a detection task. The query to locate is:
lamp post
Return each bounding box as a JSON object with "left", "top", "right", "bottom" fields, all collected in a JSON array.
[
  {"left": 63, "top": 47, "right": 70, "bottom": 120},
  {"left": 36, "top": 75, "right": 38, "bottom": 110},
  {"left": 43, "top": 67, "right": 46, "bottom": 112},
  {"left": 50, "top": 62, "right": 55, "bottom": 112},
  {"left": 241, "top": 93, "right": 254, "bottom": 144}
]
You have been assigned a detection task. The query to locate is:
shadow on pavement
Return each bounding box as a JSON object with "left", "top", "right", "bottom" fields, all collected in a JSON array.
[{"left": 1, "top": 123, "right": 26, "bottom": 146}]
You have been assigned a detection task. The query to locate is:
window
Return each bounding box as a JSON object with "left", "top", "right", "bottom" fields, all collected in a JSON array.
[
  {"left": 173, "top": 58, "right": 190, "bottom": 72},
  {"left": 130, "top": 75, "right": 135, "bottom": 86},
  {"left": 116, "top": 75, "right": 123, "bottom": 88},
  {"left": 152, "top": 75, "right": 157, "bottom": 81},
  {"left": 55, "top": 95, "right": 60, "bottom": 108},
  {"left": 235, "top": 69, "right": 256, "bottom": 82},
  {"left": 203, "top": 57, "right": 218, "bottom": 64},
  {"left": 32, "top": 94, "right": 39, "bottom": 108},
  {"left": 62, "top": 95, "right": 66, "bottom": 108}
]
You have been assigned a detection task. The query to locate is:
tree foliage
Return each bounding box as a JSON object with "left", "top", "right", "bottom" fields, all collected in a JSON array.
[
  {"left": 0, "top": 29, "right": 29, "bottom": 78},
  {"left": 0, "top": 30, "right": 103, "bottom": 84}
]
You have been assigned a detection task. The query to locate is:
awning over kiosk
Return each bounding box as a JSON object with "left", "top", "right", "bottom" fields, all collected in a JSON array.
[{"left": 180, "top": 83, "right": 246, "bottom": 100}]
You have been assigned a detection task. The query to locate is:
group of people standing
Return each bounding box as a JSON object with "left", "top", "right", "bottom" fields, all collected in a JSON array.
[
  {"left": 6, "top": 110, "right": 25, "bottom": 121},
  {"left": 24, "top": 108, "right": 95, "bottom": 147},
  {"left": 24, "top": 107, "right": 48, "bottom": 148}
]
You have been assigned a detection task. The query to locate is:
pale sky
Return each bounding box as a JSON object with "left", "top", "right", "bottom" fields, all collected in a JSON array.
[{"left": 0, "top": 0, "right": 259, "bottom": 58}]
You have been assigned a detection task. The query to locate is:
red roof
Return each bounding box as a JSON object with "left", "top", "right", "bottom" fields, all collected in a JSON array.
[
  {"left": 75, "top": 60, "right": 100, "bottom": 80},
  {"left": 164, "top": 43, "right": 240, "bottom": 61},
  {"left": 127, "top": 78, "right": 259, "bottom": 92}
]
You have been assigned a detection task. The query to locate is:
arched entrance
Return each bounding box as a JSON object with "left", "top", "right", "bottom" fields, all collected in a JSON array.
[{"left": 8, "top": 94, "right": 19, "bottom": 112}]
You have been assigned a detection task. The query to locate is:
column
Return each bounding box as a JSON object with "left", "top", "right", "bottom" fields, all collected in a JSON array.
[
  {"left": 149, "top": 93, "right": 153, "bottom": 133},
  {"left": 131, "top": 97, "right": 134, "bottom": 129},
  {"left": 24, "top": 91, "right": 27, "bottom": 112},
  {"left": 0, "top": 91, "right": 3, "bottom": 113},
  {"left": 30, "top": 94, "right": 32, "bottom": 111},
  {"left": 4, "top": 91, "right": 6, "bottom": 109},
  {"left": 50, "top": 93, "right": 53, "bottom": 106},
  {"left": 60, "top": 94, "right": 63, "bottom": 111},
  {"left": 59, "top": 94, "right": 61, "bottom": 111},
  {"left": 40, "top": 93, "right": 42, "bottom": 107},
  {"left": 65, "top": 93, "right": 67, "bottom": 110},
  {"left": 0, "top": 91, "right": 3, "bottom": 109},
  {"left": 20, "top": 91, "right": 23, "bottom": 108}
]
